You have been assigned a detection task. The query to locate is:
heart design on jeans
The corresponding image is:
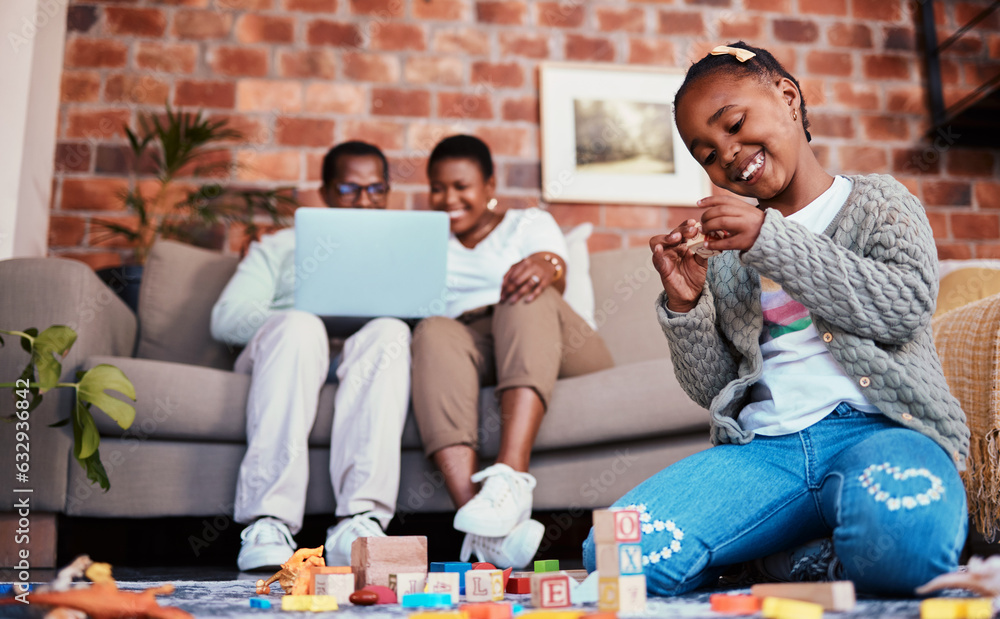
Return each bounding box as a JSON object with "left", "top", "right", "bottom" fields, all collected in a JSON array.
[{"left": 857, "top": 462, "right": 945, "bottom": 511}]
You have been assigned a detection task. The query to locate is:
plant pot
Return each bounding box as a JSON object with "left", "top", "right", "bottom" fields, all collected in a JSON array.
[{"left": 96, "top": 265, "right": 144, "bottom": 313}]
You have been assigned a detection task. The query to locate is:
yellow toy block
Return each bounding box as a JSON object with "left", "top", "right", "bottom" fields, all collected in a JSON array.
[
  {"left": 281, "top": 595, "right": 339, "bottom": 612},
  {"left": 517, "top": 611, "right": 584, "bottom": 619},
  {"left": 409, "top": 612, "right": 469, "bottom": 619},
  {"left": 762, "top": 596, "right": 822, "bottom": 619},
  {"left": 921, "top": 598, "right": 995, "bottom": 619},
  {"left": 751, "top": 581, "right": 855, "bottom": 611},
  {"left": 597, "top": 575, "right": 645, "bottom": 614}
]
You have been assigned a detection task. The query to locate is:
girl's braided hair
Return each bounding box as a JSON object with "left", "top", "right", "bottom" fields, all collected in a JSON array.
[{"left": 674, "top": 41, "right": 812, "bottom": 143}]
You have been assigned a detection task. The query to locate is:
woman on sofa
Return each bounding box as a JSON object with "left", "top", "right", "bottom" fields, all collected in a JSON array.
[{"left": 411, "top": 135, "right": 614, "bottom": 568}]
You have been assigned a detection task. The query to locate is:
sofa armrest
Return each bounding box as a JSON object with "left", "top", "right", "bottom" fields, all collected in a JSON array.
[{"left": 0, "top": 257, "right": 138, "bottom": 512}]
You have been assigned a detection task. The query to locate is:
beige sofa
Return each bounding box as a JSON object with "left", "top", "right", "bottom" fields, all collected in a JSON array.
[{"left": 0, "top": 240, "right": 711, "bottom": 566}]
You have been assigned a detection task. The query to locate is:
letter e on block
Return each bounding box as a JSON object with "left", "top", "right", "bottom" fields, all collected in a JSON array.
[
  {"left": 593, "top": 509, "right": 641, "bottom": 543},
  {"left": 531, "top": 573, "right": 571, "bottom": 608}
]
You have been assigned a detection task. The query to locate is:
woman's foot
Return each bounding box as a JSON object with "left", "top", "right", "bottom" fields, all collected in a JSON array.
[
  {"left": 453, "top": 463, "right": 536, "bottom": 537},
  {"left": 460, "top": 519, "right": 545, "bottom": 569}
]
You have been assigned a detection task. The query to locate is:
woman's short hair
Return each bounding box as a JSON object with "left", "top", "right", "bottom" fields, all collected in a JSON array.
[{"left": 427, "top": 134, "right": 495, "bottom": 180}]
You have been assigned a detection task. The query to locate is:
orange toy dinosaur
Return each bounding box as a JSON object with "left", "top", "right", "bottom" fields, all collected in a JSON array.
[
  {"left": 255, "top": 545, "right": 325, "bottom": 596},
  {"left": 0, "top": 581, "right": 193, "bottom": 619}
]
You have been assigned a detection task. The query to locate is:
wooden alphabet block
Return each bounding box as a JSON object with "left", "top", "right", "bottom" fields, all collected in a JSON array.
[
  {"left": 466, "top": 570, "right": 504, "bottom": 602},
  {"left": 389, "top": 572, "right": 428, "bottom": 597},
  {"left": 761, "top": 596, "right": 822, "bottom": 619},
  {"left": 751, "top": 581, "right": 856, "bottom": 612},
  {"left": 280, "top": 595, "right": 339, "bottom": 611},
  {"left": 351, "top": 536, "right": 428, "bottom": 590},
  {"left": 506, "top": 574, "right": 531, "bottom": 594},
  {"left": 459, "top": 602, "right": 514, "bottom": 619},
  {"left": 426, "top": 572, "right": 461, "bottom": 604},
  {"left": 597, "top": 575, "right": 645, "bottom": 613},
  {"left": 594, "top": 542, "right": 642, "bottom": 576},
  {"left": 592, "top": 509, "right": 641, "bottom": 543},
  {"left": 920, "top": 597, "right": 994, "bottom": 619},
  {"left": 534, "top": 559, "right": 560, "bottom": 573},
  {"left": 530, "top": 572, "right": 572, "bottom": 609},
  {"left": 313, "top": 571, "right": 354, "bottom": 604}
]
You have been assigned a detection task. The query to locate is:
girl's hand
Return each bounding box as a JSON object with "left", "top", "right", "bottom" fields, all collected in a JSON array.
[
  {"left": 699, "top": 196, "right": 765, "bottom": 253},
  {"left": 501, "top": 255, "right": 557, "bottom": 304},
  {"left": 649, "top": 219, "right": 709, "bottom": 313}
]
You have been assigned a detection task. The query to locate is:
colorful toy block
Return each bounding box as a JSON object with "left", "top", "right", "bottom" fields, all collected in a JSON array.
[
  {"left": 710, "top": 593, "right": 762, "bottom": 614},
  {"left": 595, "top": 542, "right": 642, "bottom": 576},
  {"left": 592, "top": 509, "right": 641, "bottom": 543},
  {"left": 467, "top": 569, "right": 505, "bottom": 602},
  {"left": 352, "top": 536, "right": 428, "bottom": 589},
  {"left": 409, "top": 612, "right": 469, "bottom": 619},
  {"left": 280, "top": 595, "right": 339, "bottom": 612},
  {"left": 534, "top": 560, "right": 560, "bottom": 573},
  {"left": 597, "top": 575, "right": 645, "bottom": 614},
  {"left": 506, "top": 575, "right": 532, "bottom": 595},
  {"left": 761, "top": 596, "right": 822, "bottom": 619},
  {"left": 460, "top": 602, "right": 514, "bottom": 619},
  {"left": 920, "top": 597, "right": 994, "bottom": 619},
  {"left": 751, "top": 582, "right": 854, "bottom": 612},
  {"left": 249, "top": 597, "right": 271, "bottom": 609},
  {"left": 517, "top": 612, "right": 584, "bottom": 619},
  {"left": 431, "top": 561, "right": 473, "bottom": 595},
  {"left": 390, "top": 572, "right": 428, "bottom": 597},
  {"left": 472, "top": 562, "right": 497, "bottom": 570},
  {"left": 402, "top": 592, "right": 455, "bottom": 608},
  {"left": 427, "top": 572, "right": 462, "bottom": 604},
  {"left": 313, "top": 571, "right": 354, "bottom": 603},
  {"left": 569, "top": 571, "right": 598, "bottom": 605},
  {"left": 354, "top": 584, "right": 397, "bottom": 605},
  {"left": 530, "top": 572, "right": 572, "bottom": 609}
]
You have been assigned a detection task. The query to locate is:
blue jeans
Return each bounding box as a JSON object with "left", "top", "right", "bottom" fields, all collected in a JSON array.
[{"left": 582, "top": 404, "right": 967, "bottom": 596}]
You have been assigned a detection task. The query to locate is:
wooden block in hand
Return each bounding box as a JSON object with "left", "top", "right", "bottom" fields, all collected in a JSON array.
[
  {"left": 466, "top": 569, "right": 504, "bottom": 602},
  {"left": 426, "top": 572, "right": 461, "bottom": 604},
  {"left": 389, "top": 572, "right": 428, "bottom": 597},
  {"left": 530, "top": 572, "right": 572, "bottom": 608},
  {"left": 597, "top": 574, "right": 645, "bottom": 613},
  {"left": 592, "top": 509, "right": 641, "bottom": 543},
  {"left": 594, "top": 542, "right": 643, "bottom": 576},
  {"left": 351, "top": 536, "right": 428, "bottom": 590},
  {"left": 751, "top": 581, "right": 855, "bottom": 612}
]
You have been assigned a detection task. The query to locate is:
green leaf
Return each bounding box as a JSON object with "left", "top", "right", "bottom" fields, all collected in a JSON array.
[
  {"left": 19, "top": 328, "right": 38, "bottom": 354},
  {"left": 77, "top": 364, "right": 136, "bottom": 429},
  {"left": 33, "top": 326, "right": 77, "bottom": 392},
  {"left": 49, "top": 417, "right": 70, "bottom": 428},
  {"left": 81, "top": 449, "right": 110, "bottom": 491},
  {"left": 72, "top": 400, "right": 100, "bottom": 460}
]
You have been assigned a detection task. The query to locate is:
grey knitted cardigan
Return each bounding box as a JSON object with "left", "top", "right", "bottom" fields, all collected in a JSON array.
[{"left": 657, "top": 173, "right": 970, "bottom": 469}]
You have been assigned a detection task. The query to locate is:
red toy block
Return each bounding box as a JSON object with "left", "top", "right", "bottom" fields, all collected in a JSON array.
[
  {"left": 506, "top": 575, "right": 531, "bottom": 594},
  {"left": 710, "top": 593, "right": 762, "bottom": 614},
  {"left": 460, "top": 602, "right": 514, "bottom": 619}
]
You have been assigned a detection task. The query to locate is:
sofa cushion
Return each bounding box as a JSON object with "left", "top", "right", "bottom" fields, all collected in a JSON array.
[
  {"left": 89, "top": 355, "right": 708, "bottom": 453},
  {"left": 936, "top": 267, "right": 1000, "bottom": 317},
  {"left": 137, "top": 240, "right": 240, "bottom": 370}
]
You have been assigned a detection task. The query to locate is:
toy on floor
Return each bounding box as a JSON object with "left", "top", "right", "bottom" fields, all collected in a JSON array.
[
  {"left": 710, "top": 593, "right": 762, "bottom": 614},
  {"left": 255, "top": 545, "right": 325, "bottom": 595},
  {"left": 352, "top": 536, "right": 428, "bottom": 589},
  {"left": 468, "top": 570, "right": 506, "bottom": 603},
  {"left": 460, "top": 601, "right": 514, "bottom": 619},
  {"left": 280, "top": 594, "right": 338, "bottom": 611},
  {"left": 0, "top": 555, "right": 192, "bottom": 619},
  {"left": 350, "top": 584, "right": 397, "bottom": 605},
  {"left": 530, "top": 572, "right": 572, "bottom": 609},
  {"left": 761, "top": 596, "right": 823, "bottom": 619},
  {"left": 401, "top": 592, "right": 454, "bottom": 608},
  {"left": 311, "top": 565, "right": 353, "bottom": 602},
  {"left": 919, "top": 597, "right": 994, "bottom": 619},
  {"left": 593, "top": 508, "right": 646, "bottom": 613},
  {"left": 427, "top": 572, "right": 461, "bottom": 603},
  {"left": 751, "top": 581, "right": 856, "bottom": 612}
]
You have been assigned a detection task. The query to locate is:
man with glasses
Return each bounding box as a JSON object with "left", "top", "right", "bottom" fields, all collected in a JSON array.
[{"left": 211, "top": 141, "right": 409, "bottom": 571}]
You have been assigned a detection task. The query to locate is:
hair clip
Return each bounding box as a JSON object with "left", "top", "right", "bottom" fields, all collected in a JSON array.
[{"left": 710, "top": 45, "right": 756, "bottom": 63}]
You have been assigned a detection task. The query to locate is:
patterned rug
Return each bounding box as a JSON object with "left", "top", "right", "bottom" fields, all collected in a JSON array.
[{"left": 2, "top": 578, "right": 936, "bottom": 618}]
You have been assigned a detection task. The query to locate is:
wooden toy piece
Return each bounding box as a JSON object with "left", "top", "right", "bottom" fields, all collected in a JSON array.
[
  {"left": 597, "top": 575, "right": 645, "bottom": 614},
  {"left": 401, "top": 592, "right": 454, "bottom": 608},
  {"left": 467, "top": 569, "right": 505, "bottom": 602},
  {"left": 248, "top": 597, "right": 271, "bottom": 609},
  {"left": 579, "top": 613, "right": 617, "bottom": 619},
  {"left": 751, "top": 581, "right": 855, "bottom": 612},
  {"left": 570, "top": 571, "right": 599, "bottom": 605},
  {"left": 710, "top": 593, "right": 762, "bottom": 614},
  {"left": 534, "top": 560, "right": 560, "bottom": 573},
  {"left": 348, "top": 589, "right": 379, "bottom": 605},
  {"left": 460, "top": 602, "right": 514, "bottom": 619},
  {"left": 255, "top": 545, "right": 325, "bottom": 595},
  {"left": 592, "top": 509, "right": 641, "bottom": 544},
  {"left": 473, "top": 562, "right": 498, "bottom": 570},
  {"left": 427, "top": 572, "right": 462, "bottom": 604},
  {"left": 389, "top": 572, "right": 428, "bottom": 597},
  {"left": 562, "top": 570, "right": 589, "bottom": 584},
  {"left": 0, "top": 580, "right": 194, "bottom": 619},
  {"left": 502, "top": 567, "right": 513, "bottom": 589},
  {"left": 531, "top": 572, "right": 573, "bottom": 609},
  {"left": 312, "top": 571, "right": 354, "bottom": 604},
  {"left": 761, "top": 596, "right": 823, "bottom": 619},
  {"left": 506, "top": 575, "right": 532, "bottom": 594},
  {"left": 920, "top": 598, "right": 995, "bottom": 619},
  {"left": 431, "top": 561, "right": 473, "bottom": 594},
  {"left": 280, "top": 595, "right": 338, "bottom": 612},
  {"left": 355, "top": 585, "right": 396, "bottom": 604},
  {"left": 351, "top": 536, "right": 428, "bottom": 590},
  {"left": 409, "top": 613, "right": 469, "bottom": 619},
  {"left": 517, "top": 611, "right": 584, "bottom": 619},
  {"left": 594, "top": 542, "right": 642, "bottom": 577}
]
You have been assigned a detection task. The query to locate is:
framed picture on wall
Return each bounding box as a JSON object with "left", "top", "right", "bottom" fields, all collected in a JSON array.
[{"left": 539, "top": 62, "right": 710, "bottom": 206}]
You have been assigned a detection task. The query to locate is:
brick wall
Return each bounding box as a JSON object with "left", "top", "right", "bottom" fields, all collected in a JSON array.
[{"left": 52, "top": 0, "right": 1000, "bottom": 268}]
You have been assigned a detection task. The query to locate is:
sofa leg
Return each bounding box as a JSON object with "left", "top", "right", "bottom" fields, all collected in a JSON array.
[{"left": 0, "top": 511, "right": 57, "bottom": 568}]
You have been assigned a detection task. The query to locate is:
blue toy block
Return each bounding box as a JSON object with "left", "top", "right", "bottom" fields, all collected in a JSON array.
[
  {"left": 430, "top": 562, "right": 472, "bottom": 594},
  {"left": 618, "top": 542, "right": 644, "bottom": 575},
  {"left": 512, "top": 603, "right": 524, "bottom": 615},
  {"left": 249, "top": 597, "right": 272, "bottom": 609},
  {"left": 401, "top": 592, "right": 454, "bottom": 608}
]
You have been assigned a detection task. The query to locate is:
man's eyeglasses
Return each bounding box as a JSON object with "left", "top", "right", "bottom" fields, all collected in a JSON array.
[{"left": 334, "top": 182, "right": 389, "bottom": 201}]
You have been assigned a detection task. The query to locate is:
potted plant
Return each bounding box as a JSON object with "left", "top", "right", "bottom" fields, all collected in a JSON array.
[{"left": 93, "top": 104, "right": 297, "bottom": 310}]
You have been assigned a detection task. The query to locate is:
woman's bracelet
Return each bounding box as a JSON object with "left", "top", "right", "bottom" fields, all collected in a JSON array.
[{"left": 540, "top": 253, "right": 564, "bottom": 281}]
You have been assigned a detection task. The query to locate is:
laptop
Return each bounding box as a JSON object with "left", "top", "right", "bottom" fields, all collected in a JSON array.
[{"left": 294, "top": 208, "right": 450, "bottom": 336}]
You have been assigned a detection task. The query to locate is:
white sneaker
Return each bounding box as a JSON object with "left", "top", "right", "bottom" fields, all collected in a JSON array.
[
  {"left": 325, "top": 513, "right": 386, "bottom": 566},
  {"left": 453, "top": 463, "right": 536, "bottom": 537},
  {"left": 237, "top": 517, "right": 297, "bottom": 572},
  {"left": 460, "top": 519, "right": 545, "bottom": 569}
]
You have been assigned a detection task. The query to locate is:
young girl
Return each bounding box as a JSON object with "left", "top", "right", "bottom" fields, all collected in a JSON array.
[{"left": 583, "top": 42, "right": 970, "bottom": 596}]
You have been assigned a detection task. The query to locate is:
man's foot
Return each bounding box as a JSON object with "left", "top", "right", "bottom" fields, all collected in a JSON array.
[
  {"left": 237, "top": 517, "right": 297, "bottom": 572},
  {"left": 324, "top": 513, "right": 386, "bottom": 566},
  {"left": 453, "top": 463, "right": 536, "bottom": 537},
  {"left": 459, "top": 519, "right": 545, "bottom": 569}
]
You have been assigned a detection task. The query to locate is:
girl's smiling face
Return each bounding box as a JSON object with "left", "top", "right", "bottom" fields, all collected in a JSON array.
[{"left": 676, "top": 74, "right": 804, "bottom": 204}]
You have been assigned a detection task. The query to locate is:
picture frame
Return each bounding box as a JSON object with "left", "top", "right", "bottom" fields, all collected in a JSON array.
[{"left": 539, "top": 62, "right": 710, "bottom": 206}]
